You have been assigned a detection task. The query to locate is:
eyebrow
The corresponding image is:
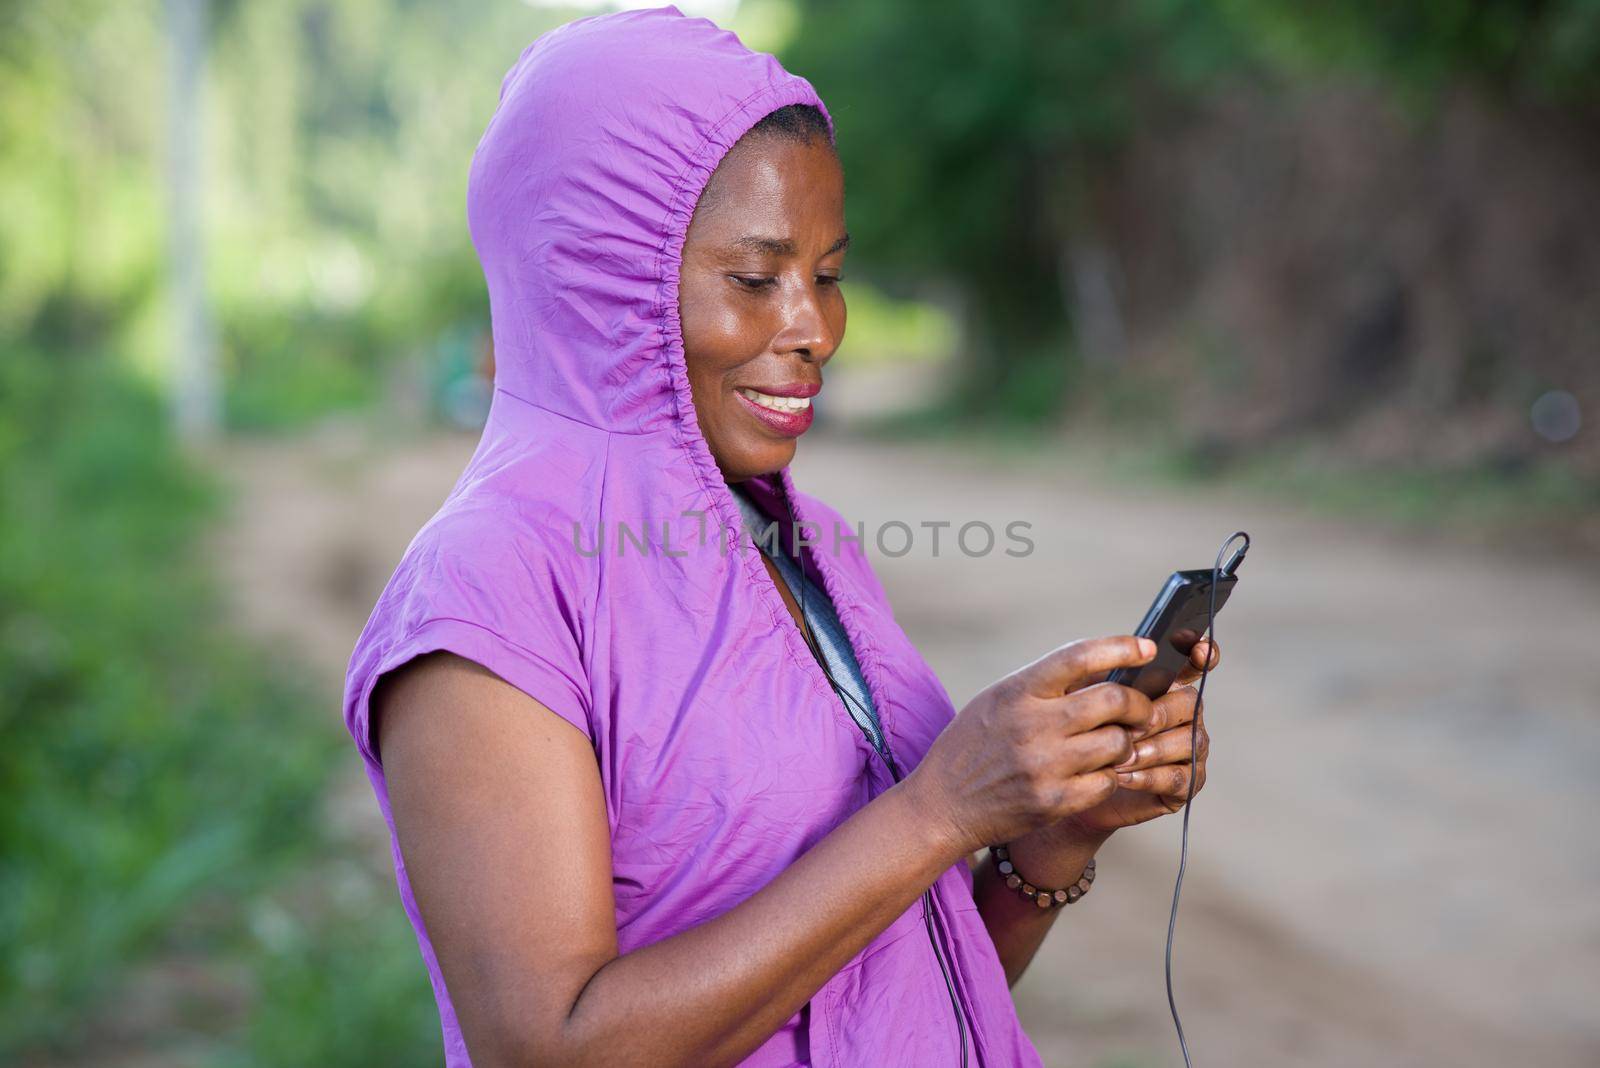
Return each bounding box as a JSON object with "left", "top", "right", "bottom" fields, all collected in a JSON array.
[{"left": 730, "top": 232, "right": 851, "bottom": 257}]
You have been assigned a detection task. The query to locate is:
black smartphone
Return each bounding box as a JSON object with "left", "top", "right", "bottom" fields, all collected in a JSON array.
[{"left": 1106, "top": 548, "right": 1245, "bottom": 699}]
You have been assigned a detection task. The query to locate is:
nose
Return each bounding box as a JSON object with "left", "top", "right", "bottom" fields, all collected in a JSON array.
[{"left": 773, "top": 284, "right": 839, "bottom": 365}]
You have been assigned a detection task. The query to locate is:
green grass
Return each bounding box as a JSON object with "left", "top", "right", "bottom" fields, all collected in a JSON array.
[
  {"left": 0, "top": 348, "right": 437, "bottom": 1063},
  {"left": 222, "top": 865, "right": 441, "bottom": 1068}
]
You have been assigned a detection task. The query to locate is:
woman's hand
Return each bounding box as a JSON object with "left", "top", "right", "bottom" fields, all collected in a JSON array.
[
  {"left": 968, "top": 637, "right": 1221, "bottom": 986},
  {"left": 1063, "top": 636, "right": 1219, "bottom": 836},
  {"left": 906, "top": 635, "right": 1159, "bottom": 858}
]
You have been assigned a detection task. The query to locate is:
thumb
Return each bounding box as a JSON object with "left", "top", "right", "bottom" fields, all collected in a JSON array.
[{"left": 1013, "top": 636, "right": 1155, "bottom": 698}]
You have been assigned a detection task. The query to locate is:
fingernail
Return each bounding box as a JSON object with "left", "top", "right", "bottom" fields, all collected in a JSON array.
[
  {"left": 1138, "top": 638, "right": 1156, "bottom": 657},
  {"left": 1116, "top": 771, "right": 1138, "bottom": 786}
]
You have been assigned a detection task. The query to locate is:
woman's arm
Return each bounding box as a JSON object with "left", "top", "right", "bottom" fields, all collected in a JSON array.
[
  {"left": 373, "top": 638, "right": 1158, "bottom": 1068},
  {"left": 970, "top": 822, "right": 1111, "bottom": 987},
  {"left": 377, "top": 650, "right": 956, "bottom": 1068}
]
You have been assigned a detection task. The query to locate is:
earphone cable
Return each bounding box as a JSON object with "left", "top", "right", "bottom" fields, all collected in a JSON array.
[{"left": 1166, "top": 531, "right": 1249, "bottom": 1067}]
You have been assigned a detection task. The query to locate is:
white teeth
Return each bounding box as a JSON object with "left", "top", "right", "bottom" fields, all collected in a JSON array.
[{"left": 738, "top": 388, "right": 812, "bottom": 413}]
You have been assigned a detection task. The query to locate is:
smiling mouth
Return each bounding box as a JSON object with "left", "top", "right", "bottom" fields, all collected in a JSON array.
[{"left": 736, "top": 387, "right": 813, "bottom": 413}]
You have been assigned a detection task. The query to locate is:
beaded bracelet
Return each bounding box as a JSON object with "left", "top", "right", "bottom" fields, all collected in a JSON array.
[{"left": 990, "top": 844, "right": 1096, "bottom": 909}]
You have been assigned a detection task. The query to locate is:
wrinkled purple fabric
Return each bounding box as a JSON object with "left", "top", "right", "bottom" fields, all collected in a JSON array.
[{"left": 341, "top": 7, "right": 1043, "bottom": 1065}]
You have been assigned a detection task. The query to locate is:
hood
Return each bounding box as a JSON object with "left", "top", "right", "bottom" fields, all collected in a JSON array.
[{"left": 466, "top": 3, "right": 835, "bottom": 437}]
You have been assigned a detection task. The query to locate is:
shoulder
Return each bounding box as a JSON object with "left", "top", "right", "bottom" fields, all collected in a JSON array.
[
  {"left": 343, "top": 458, "right": 605, "bottom": 767},
  {"left": 394, "top": 487, "right": 599, "bottom": 635}
]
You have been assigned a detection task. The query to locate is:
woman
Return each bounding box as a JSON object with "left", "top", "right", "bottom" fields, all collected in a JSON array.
[{"left": 343, "top": 7, "right": 1217, "bottom": 1066}]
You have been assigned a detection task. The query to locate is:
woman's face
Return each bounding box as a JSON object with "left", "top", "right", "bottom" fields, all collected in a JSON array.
[{"left": 679, "top": 134, "right": 848, "bottom": 483}]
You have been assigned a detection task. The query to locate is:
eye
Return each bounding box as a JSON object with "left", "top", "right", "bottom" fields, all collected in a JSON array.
[
  {"left": 731, "top": 276, "right": 775, "bottom": 290},
  {"left": 817, "top": 274, "right": 844, "bottom": 287}
]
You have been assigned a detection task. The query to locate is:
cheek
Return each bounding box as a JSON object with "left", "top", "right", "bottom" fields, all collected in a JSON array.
[
  {"left": 680, "top": 306, "right": 738, "bottom": 440},
  {"left": 682, "top": 287, "right": 764, "bottom": 395},
  {"left": 684, "top": 298, "right": 754, "bottom": 367}
]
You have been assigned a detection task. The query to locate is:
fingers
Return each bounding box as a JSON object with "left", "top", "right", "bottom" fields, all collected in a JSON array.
[
  {"left": 1113, "top": 705, "right": 1209, "bottom": 799},
  {"left": 1053, "top": 769, "right": 1121, "bottom": 817},
  {"left": 1060, "top": 723, "right": 1134, "bottom": 776},
  {"left": 1172, "top": 637, "right": 1221, "bottom": 687},
  {"left": 1014, "top": 636, "right": 1155, "bottom": 698},
  {"left": 1116, "top": 757, "right": 1207, "bottom": 800},
  {"left": 1055, "top": 679, "right": 1155, "bottom": 734},
  {"left": 1136, "top": 685, "right": 1201, "bottom": 741},
  {"left": 1114, "top": 715, "right": 1209, "bottom": 773}
]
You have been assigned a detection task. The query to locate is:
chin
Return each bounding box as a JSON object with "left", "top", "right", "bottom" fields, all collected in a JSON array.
[{"left": 722, "top": 438, "right": 797, "bottom": 482}]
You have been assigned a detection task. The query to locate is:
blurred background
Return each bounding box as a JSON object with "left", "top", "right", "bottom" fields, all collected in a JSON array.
[{"left": 3, "top": 1, "right": 1596, "bottom": 1065}]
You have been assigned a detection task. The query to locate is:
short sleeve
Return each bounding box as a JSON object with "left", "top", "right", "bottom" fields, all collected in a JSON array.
[
  {"left": 339, "top": 460, "right": 601, "bottom": 777},
  {"left": 347, "top": 578, "right": 598, "bottom": 770},
  {"left": 375, "top": 617, "right": 592, "bottom": 757}
]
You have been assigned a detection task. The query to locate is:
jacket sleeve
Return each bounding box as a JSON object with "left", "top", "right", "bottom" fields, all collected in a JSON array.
[{"left": 343, "top": 508, "right": 594, "bottom": 770}]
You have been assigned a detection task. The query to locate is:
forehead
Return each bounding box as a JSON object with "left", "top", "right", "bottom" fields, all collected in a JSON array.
[{"left": 689, "top": 135, "right": 845, "bottom": 245}]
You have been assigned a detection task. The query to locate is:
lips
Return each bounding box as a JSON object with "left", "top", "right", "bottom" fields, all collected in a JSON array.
[
  {"left": 741, "top": 382, "right": 820, "bottom": 399},
  {"left": 735, "top": 385, "right": 817, "bottom": 437}
]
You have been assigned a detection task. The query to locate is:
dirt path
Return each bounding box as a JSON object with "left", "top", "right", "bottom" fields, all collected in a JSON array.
[{"left": 213, "top": 425, "right": 1600, "bottom": 1068}]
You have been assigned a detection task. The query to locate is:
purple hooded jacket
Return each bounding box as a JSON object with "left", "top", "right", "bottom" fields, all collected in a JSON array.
[{"left": 341, "top": 7, "right": 1044, "bottom": 1065}]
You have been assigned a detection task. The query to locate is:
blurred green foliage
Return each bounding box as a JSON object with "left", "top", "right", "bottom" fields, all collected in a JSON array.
[
  {"left": 1219, "top": 0, "right": 1600, "bottom": 105},
  {"left": 0, "top": 345, "right": 440, "bottom": 1062},
  {"left": 0, "top": 0, "right": 543, "bottom": 430},
  {"left": 782, "top": 0, "right": 1241, "bottom": 419},
  {"left": 0, "top": 0, "right": 962, "bottom": 432},
  {"left": 225, "top": 874, "right": 442, "bottom": 1068},
  {"left": 0, "top": 345, "right": 321, "bottom": 1052},
  {"left": 784, "top": 0, "right": 1600, "bottom": 420},
  {"left": 5, "top": 0, "right": 1599, "bottom": 432},
  {"left": 833, "top": 282, "right": 956, "bottom": 366}
]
